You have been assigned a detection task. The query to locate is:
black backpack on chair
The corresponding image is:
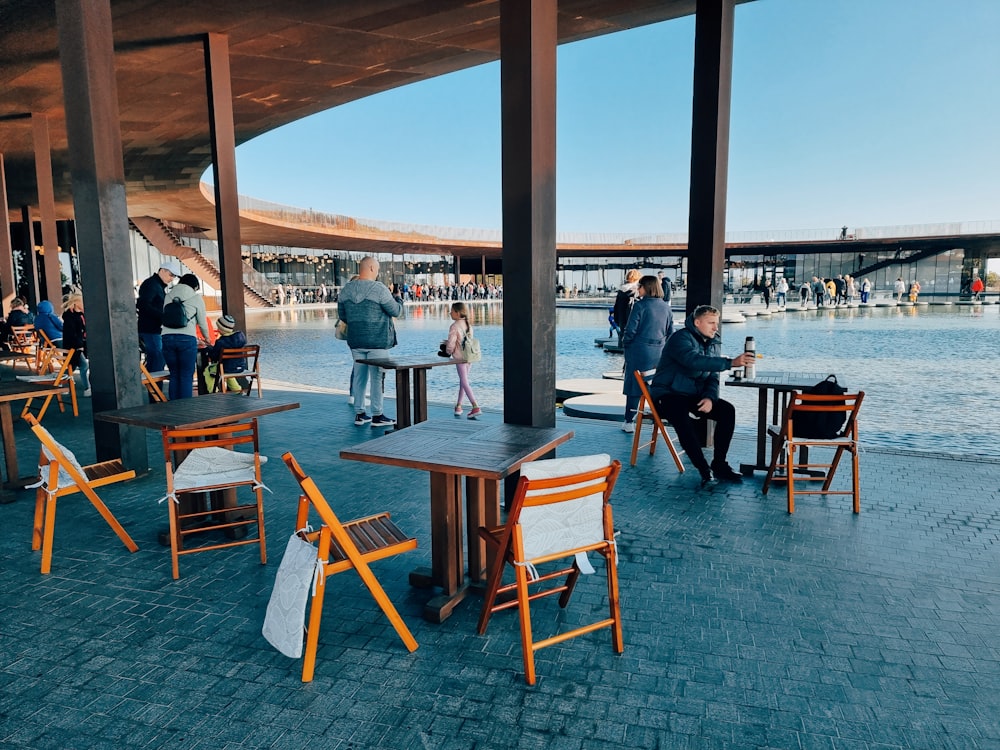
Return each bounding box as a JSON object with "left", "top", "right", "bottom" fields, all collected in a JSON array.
[{"left": 792, "top": 375, "right": 848, "bottom": 438}]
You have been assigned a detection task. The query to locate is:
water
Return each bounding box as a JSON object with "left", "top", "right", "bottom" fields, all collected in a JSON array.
[{"left": 246, "top": 303, "right": 1000, "bottom": 457}]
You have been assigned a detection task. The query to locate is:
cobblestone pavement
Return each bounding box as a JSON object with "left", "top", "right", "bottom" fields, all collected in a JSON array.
[{"left": 2, "top": 386, "right": 999, "bottom": 749}]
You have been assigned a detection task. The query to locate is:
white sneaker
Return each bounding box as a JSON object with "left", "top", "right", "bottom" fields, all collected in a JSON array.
[
  {"left": 621, "top": 421, "right": 634, "bottom": 433},
  {"left": 348, "top": 395, "right": 355, "bottom": 406},
  {"left": 83, "top": 389, "right": 92, "bottom": 398}
]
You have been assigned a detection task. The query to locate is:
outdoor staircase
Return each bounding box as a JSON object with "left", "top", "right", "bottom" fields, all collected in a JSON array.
[
  {"left": 129, "top": 216, "right": 273, "bottom": 308},
  {"left": 853, "top": 245, "right": 944, "bottom": 280}
]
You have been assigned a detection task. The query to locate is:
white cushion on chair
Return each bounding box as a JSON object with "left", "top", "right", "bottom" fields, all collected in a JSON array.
[
  {"left": 37, "top": 435, "right": 87, "bottom": 490},
  {"left": 518, "top": 454, "right": 611, "bottom": 561},
  {"left": 172, "top": 446, "right": 266, "bottom": 491}
]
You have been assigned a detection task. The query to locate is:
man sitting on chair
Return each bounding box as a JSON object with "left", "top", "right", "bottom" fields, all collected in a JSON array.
[{"left": 648, "top": 305, "right": 755, "bottom": 486}]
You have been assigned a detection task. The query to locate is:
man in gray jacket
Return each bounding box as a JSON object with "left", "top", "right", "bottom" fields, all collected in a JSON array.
[{"left": 338, "top": 256, "right": 404, "bottom": 427}]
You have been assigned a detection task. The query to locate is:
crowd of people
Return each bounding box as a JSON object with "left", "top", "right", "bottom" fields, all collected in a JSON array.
[
  {"left": 271, "top": 279, "right": 502, "bottom": 306},
  {"left": 0, "top": 288, "right": 92, "bottom": 397},
  {"left": 732, "top": 274, "right": 932, "bottom": 308},
  {"left": 787, "top": 274, "right": 899, "bottom": 306}
]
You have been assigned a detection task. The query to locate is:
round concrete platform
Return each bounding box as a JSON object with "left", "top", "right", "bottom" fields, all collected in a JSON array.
[
  {"left": 603, "top": 342, "right": 624, "bottom": 353},
  {"left": 594, "top": 336, "right": 616, "bottom": 347},
  {"left": 602, "top": 370, "right": 625, "bottom": 380},
  {"left": 556, "top": 377, "right": 623, "bottom": 402},
  {"left": 561, "top": 392, "right": 626, "bottom": 421}
]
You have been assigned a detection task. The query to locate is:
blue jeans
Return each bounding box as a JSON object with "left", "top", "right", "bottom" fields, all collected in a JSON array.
[
  {"left": 162, "top": 334, "right": 198, "bottom": 399},
  {"left": 140, "top": 331, "right": 165, "bottom": 372},
  {"left": 350, "top": 348, "right": 387, "bottom": 416},
  {"left": 73, "top": 353, "right": 90, "bottom": 391}
]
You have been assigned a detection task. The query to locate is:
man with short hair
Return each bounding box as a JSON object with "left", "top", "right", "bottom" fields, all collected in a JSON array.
[
  {"left": 811, "top": 276, "right": 827, "bottom": 308},
  {"left": 338, "top": 256, "right": 404, "bottom": 427},
  {"left": 649, "top": 305, "right": 756, "bottom": 486},
  {"left": 136, "top": 260, "right": 181, "bottom": 372}
]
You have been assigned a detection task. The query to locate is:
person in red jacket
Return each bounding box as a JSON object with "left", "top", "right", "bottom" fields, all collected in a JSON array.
[{"left": 971, "top": 276, "right": 985, "bottom": 301}]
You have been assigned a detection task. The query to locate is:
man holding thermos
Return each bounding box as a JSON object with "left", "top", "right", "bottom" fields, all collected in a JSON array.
[{"left": 648, "top": 305, "right": 756, "bottom": 486}]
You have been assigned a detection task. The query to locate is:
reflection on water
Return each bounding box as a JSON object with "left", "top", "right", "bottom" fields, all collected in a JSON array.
[{"left": 247, "top": 302, "right": 1000, "bottom": 457}]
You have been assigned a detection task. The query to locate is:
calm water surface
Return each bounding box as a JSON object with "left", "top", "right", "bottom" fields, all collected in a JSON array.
[{"left": 247, "top": 303, "right": 999, "bottom": 457}]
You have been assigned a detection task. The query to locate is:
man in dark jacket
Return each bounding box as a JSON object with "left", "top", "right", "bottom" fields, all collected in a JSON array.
[
  {"left": 649, "top": 305, "right": 755, "bottom": 485},
  {"left": 136, "top": 260, "right": 181, "bottom": 372}
]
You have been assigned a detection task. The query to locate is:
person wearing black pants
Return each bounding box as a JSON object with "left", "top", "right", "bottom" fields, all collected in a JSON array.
[{"left": 649, "top": 305, "right": 756, "bottom": 486}]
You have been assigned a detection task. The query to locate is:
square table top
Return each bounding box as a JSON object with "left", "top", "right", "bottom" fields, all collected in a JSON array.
[
  {"left": 725, "top": 371, "right": 841, "bottom": 390},
  {"left": 0, "top": 379, "right": 69, "bottom": 404},
  {"left": 340, "top": 420, "right": 574, "bottom": 480},
  {"left": 356, "top": 354, "right": 461, "bottom": 370},
  {"left": 94, "top": 392, "right": 300, "bottom": 430}
]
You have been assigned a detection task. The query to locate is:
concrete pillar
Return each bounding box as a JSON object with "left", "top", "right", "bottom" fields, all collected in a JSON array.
[
  {"left": 20, "top": 206, "right": 39, "bottom": 307},
  {"left": 56, "top": 0, "right": 148, "bottom": 470},
  {"left": 686, "top": 0, "right": 735, "bottom": 316},
  {"left": 204, "top": 33, "right": 245, "bottom": 331},
  {"left": 499, "top": 0, "right": 557, "bottom": 429},
  {"left": 0, "top": 155, "right": 15, "bottom": 313},
  {"left": 32, "top": 114, "right": 63, "bottom": 302}
]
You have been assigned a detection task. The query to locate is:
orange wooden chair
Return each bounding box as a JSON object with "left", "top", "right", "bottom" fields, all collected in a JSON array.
[
  {"left": 8, "top": 325, "right": 39, "bottom": 372},
  {"left": 18, "top": 347, "right": 78, "bottom": 421},
  {"left": 281, "top": 452, "right": 418, "bottom": 682},
  {"left": 161, "top": 420, "right": 267, "bottom": 579},
  {"left": 762, "top": 391, "right": 865, "bottom": 513},
  {"left": 214, "top": 345, "right": 262, "bottom": 397},
  {"left": 629, "top": 369, "right": 684, "bottom": 472},
  {"left": 24, "top": 413, "right": 138, "bottom": 574},
  {"left": 477, "top": 453, "right": 623, "bottom": 685},
  {"left": 140, "top": 360, "right": 169, "bottom": 402}
]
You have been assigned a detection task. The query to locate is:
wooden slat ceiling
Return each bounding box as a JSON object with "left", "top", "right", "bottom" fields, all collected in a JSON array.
[{"left": 0, "top": 0, "right": 740, "bottom": 257}]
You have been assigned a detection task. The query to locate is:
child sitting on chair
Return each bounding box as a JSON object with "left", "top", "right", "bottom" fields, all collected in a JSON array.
[{"left": 204, "top": 314, "right": 248, "bottom": 393}]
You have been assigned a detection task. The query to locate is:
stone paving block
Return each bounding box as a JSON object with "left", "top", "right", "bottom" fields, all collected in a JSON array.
[{"left": 4, "top": 395, "right": 1000, "bottom": 748}]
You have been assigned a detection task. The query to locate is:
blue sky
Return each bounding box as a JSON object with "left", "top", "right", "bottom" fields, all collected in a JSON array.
[{"left": 233, "top": 0, "right": 1000, "bottom": 235}]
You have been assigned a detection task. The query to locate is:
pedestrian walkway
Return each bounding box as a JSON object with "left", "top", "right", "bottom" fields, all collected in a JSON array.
[{"left": 2, "top": 387, "right": 999, "bottom": 749}]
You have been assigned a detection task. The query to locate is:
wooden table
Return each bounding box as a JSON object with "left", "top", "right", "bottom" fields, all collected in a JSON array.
[
  {"left": 340, "top": 420, "right": 574, "bottom": 622},
  {"left": 95, "top": 392, "right": 300, "bottom": 431},
  {"left": 726, "top": 371, "right": 837, "bottom": 475},
  {"left": 356, "top": 354, "right": 460, "bottom": 428},
  {"left": 0, "top": 380, "right": 69, "bottom": 489},
  {"left": 96, "top": 392, "right": 301, "bottom": 538}
]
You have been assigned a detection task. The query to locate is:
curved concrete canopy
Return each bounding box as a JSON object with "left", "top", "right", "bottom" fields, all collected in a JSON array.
[{"left": 0, "top": 0, "right": 746, "bottom": 256}]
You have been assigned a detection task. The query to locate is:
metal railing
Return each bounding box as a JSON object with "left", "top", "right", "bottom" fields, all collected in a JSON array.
[{"left": 229, "top": 188, "right": 1000, "bottom": 248}]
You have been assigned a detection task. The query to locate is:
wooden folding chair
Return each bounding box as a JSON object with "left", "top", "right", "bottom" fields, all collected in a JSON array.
[
  {"left": 162, "top": 420, "right": 267, "bottom": 579},
  {"left": 214, "top": 345, "right": 262, "bottom": 397},
  {"left": 8, "top": 325, "right": 39, "bottom": 372},
  {"left": 24, "top": 413, "right": 138, "bottom": 574},
  {"left": 140, "top": 360, "right": 169, "bottom": 402},
  {"left": 477, "top": 453, "right": 623, "bottom": 685},
  {"left": 629, "top": 369, "right": 684, "bottom": 472},
  {"left": 762, "top": 391, "right": 865, "bottom": 513},
  {"left": 281, "top": 452, "right": 418, "bottom": 682},
  {"left": 32, "top": 328, "right": 63, "bottom": 377},
  {"left": 18, "top": 347, "right": 78, "bottom": 421}
]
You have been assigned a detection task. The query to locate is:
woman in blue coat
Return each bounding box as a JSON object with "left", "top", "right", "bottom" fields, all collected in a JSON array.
[
  {"left": 34, "top": 299, "right": 63, "bottom": 346},
  {"left": 620, "top": 275, "right": 673, "bottom": 432}
]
